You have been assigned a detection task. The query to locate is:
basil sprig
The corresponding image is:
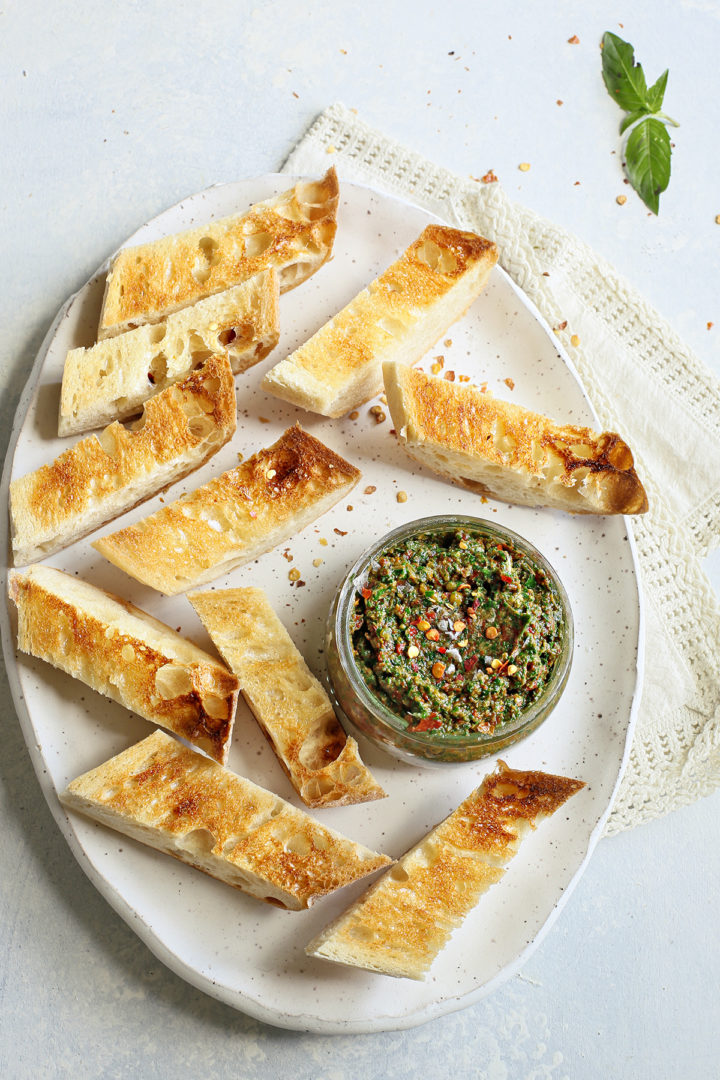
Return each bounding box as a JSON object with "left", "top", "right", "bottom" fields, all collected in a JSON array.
[{"left": 601, "top": 31, "right": 678, "bottom": 214}]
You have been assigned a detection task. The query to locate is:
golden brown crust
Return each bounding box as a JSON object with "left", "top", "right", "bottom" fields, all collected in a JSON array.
[
  {"left": 262, "top": 225, "right": 498, "bottom": 417},
  {"left": 305, "top": 760, "right": 584, "bottom": 978},
  {"left": 92, "top": 425, "right": 361, "bottom": 595},
  {"left": 383, "top": 362, "right": 649, "bottom": 515},
  {"left": 8, "top": 567, "right": 239, "bottom": 763},
  {"left": 60, "top": 272, "right": 279, "bottom": 436},
  {"left": 61, "top": 730, "right": 391, "bottom": 909},
  {"left": 99, "top": 170, "right": 338, "bottom": 337},
  {"left": 188, "top": 587, "right": 385, "bottom": 808},
  {"left": 11, "top": 356, "right": 237, "bottom": 565}
]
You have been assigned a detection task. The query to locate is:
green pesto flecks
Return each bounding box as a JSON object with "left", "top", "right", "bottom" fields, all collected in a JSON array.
[{"left": 351, "top": 529, "right": 564, "bottom": 736}]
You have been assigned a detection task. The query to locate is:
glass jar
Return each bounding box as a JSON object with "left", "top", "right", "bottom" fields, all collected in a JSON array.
[{"left": 325, "top": 515, "right": 573, "bottom": 765}]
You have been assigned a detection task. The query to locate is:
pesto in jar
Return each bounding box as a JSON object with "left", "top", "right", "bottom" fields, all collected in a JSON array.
[{"left": 351, "top": 529, "right": 565, "bottom": 736}]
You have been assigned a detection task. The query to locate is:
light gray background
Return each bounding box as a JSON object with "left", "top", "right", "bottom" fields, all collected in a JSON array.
[{"left": 2, "top": 3, "right": 719, "bottom": 1078}]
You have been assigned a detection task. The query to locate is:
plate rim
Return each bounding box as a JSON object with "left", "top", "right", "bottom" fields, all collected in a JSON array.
[{"left": 0, "top": 173, "right": 645, "bottom": 1033}]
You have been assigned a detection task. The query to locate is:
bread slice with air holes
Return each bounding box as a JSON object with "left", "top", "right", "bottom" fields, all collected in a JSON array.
[
  {"left": 98, "top": 168, "right": 339, "bottom": 339},
  {"left": 60, "top": 730, "right": 392, "bottom": 910},
  {"left": 8, "top": 566, "right": 240, "bottom": 763},
  {"left": 60, "top": 271, "right": 279, "bottom": 436},
  {"left": 383, "top": 361, "right": 649, "bottom": 515},
  {"left": 188, "top": 587, "right": 386, "bottom": 808},
  {"left": 11, "top": 355, "right": 237, "bottom": 566},
  {"left": 261, "top": 225, "right": 498, "bottom": 418},
  {"left": 92, "top": 425, "right": 361, "bottom": 595},
  {"left": 305, "top": 760, "right": 584, "bottom": 978}
]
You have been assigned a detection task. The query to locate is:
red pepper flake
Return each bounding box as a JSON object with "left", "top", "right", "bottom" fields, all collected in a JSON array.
[
  {"left": 360, "top": 586, "right": 372, "bottom": 600},
  {"left": 411, "top": 715, "right": 443, "bottom": 732},
  {"left": 334, "top": 528, "right": 348, "bottom": 536},
  {"left": 481, "top": 169, "right": 498, "bottom": 184},
  {"left": 500, "top": 573, "right": 514, "bottom": 584},
  {"left": 437, "top": 646, "right": 447, "bottom": 654},
  {"left": 568, "top": 34, "right": 580, "bottom": 44}
]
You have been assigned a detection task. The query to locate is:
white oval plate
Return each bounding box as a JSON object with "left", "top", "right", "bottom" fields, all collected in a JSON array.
[{"left": 1, "top": 176, "right": 643, "bottom": 1033}]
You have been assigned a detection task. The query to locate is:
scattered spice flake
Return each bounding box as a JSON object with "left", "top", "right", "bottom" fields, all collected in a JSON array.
[
  {"left": 444, "top": 370, "right": 456, "bottom": 381},
  {"left": 504, "top": 377, "right": 515, "bottom": 390},
  {"left": 283, "top": 551, "right": 293, "bottom": 562},
  {"left": 259, "top": 416, "right": 270, "bottom": 423},
  {"left": 326, "top": 145, "right": 336, "bottom": 154},
  {"left": 349, "top": 410, "right": 359, "bottom": 420},
  {"left": 518, "top": 162, "right": 531, "bottom": 172},
  {"left": 556, "top": 99, "right": 564, "bottom": 106},
  {"left": 444, "top": 338, "right": 453, "bottom": 347},
  {"left": 296, "top": 581, "right": 306, "bottom": 588},
  {"left": 570, "top": 334, "right": 580, "bottom": 347},
  {"left": 319, "top": 537, "right": 328, "bottom": 546},
  {"left": 334, "top": 528, "right": 348, "bottom": 536},
  {"left": 479, "top": 382, "right": 488, "bottom": 393},
  {"left": 288, "top": 568, "right": 301, "bottom": 581},
  {"left": 542, "top": 271, "right": 550, "bottom": 277},
  {"left": 431, "top": 362, "right": 442, "bottom": 375},
  {"left": 458, "top": 374, "right": 471, "bottom": 382},
  {"left": 313, "top": 558, "right": 323, "bottom": 567},
  {"left": 389, "top": 428, "right": 396, "bottom": 435},
  {"left": 340, "top": 48, "right": 347, "bottom": 54},
  {"left": 481, "top": 169, "right": 498, "bottom": 183},
  {"left": 556, "top": 320, "right": 568, "bottom": 332},
  {"left": 708, "top": 322, "right": 714, "bottom": 330},
  {"left": 714, "top": 214, "right": 720, "bottom": 224},
  {"left": 292, "top": 92, "right": 299, "bottom": 99},
  {"left": 364, "top": 485, "right": 377, "bottom": 494},
  {"left": 346, "top": 505, "right": 354, "bottom": 511},
  {"left": 396, "top": 490, "right": 408, "bottom": 503},
  {"left": 617, "top": 194, "right": 627, "bottom": 205},
  {"left": 568, "top": 34, "right": 580, "bottom": 44},
  {"left": 237, "top": 452, "right": 244, "bottom": 461}
]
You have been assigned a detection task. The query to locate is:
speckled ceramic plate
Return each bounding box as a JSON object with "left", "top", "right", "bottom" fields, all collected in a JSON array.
[{"left": 1, "top": 176, "right": 643, "bottom": 1033}]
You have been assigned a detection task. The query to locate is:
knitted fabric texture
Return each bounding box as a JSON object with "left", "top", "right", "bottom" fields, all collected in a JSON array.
[{"left": 283, "top": 103, "right": 720, "bottom": 835}]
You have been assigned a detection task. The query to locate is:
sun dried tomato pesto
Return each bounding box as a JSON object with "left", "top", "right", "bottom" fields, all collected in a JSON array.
[{"left": 351, "top": 529, "right": 564, "bottom": 736}]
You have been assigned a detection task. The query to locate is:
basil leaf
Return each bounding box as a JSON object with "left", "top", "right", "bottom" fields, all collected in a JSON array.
[
  {"left": 625, "top": 117, "right": 672, "bottom": 215},
  {"left": 602, "top": 32, "right": 650, "bottom": 113},
  {"left": 646, "top": 68, "right": 668, "bottom": 113},
  {"left": 619, "top": 109, "right": 647, "bottom": 135}
]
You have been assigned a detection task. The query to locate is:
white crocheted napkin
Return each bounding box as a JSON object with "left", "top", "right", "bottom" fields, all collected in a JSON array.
[{"left": 283, "top": 103, "right": 720, "bottom": 833}]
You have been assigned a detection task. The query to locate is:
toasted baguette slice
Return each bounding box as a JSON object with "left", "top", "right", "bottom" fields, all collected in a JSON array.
[
  {"left": 98, "top": 169, "right": 339, "bottom": 338},
  {"left": 383, "top": 362, "right": 649, "bottom": 515},
  {"left": 306, "top": 760, "right": 585, "bottom": 979},
  {"left": 11, "top": 356, "right": 237, "bottom": 566},
  {"left": 93, "top": 426, "right": 361, "bottom": 595},
  {"left": 60, "top": 730, "right": 391, "bottom": 909},
  {"left": 188, "top": 587, "right": 386, "bottom": 808},
  {"left": 8, "top": 567, "right": 239, "bottom": 763},
  {"left": 262, "top": 226, "right": 498, "bottom": 417},
  {"left": 60, "top": 271, "right": 279, "bottom": 436}
]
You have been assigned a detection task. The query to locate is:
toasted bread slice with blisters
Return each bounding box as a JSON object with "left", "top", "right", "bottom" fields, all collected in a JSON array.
[
  {"left": 93, "top": 425, "right": 361, "bottom": 595},
  {"left": 60, "top": 730, "right": 391, "bottom": 910},
  {"left": 188, "top": 587, "right": 386, "bottom": 808},
  {"left": 306, "top": 761, "right": 584, "bottom": 978},
  {"left": 98, "top": 169, "right": 338, "bottom": 338},
  {"left": 383, "top": 362, "right": 649, "bottom": 516},
  {"left": 8, "top": 567, "right": 239, "bottom": 763},
  {"left": 60, "top": 272, "right": 278, "bottom": 436},
  {"left": 262, "top": 225, "right": 498, "bottom": 417},
  {"left": 11, "top": 355, "right": 236, "bottom": 566}
]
